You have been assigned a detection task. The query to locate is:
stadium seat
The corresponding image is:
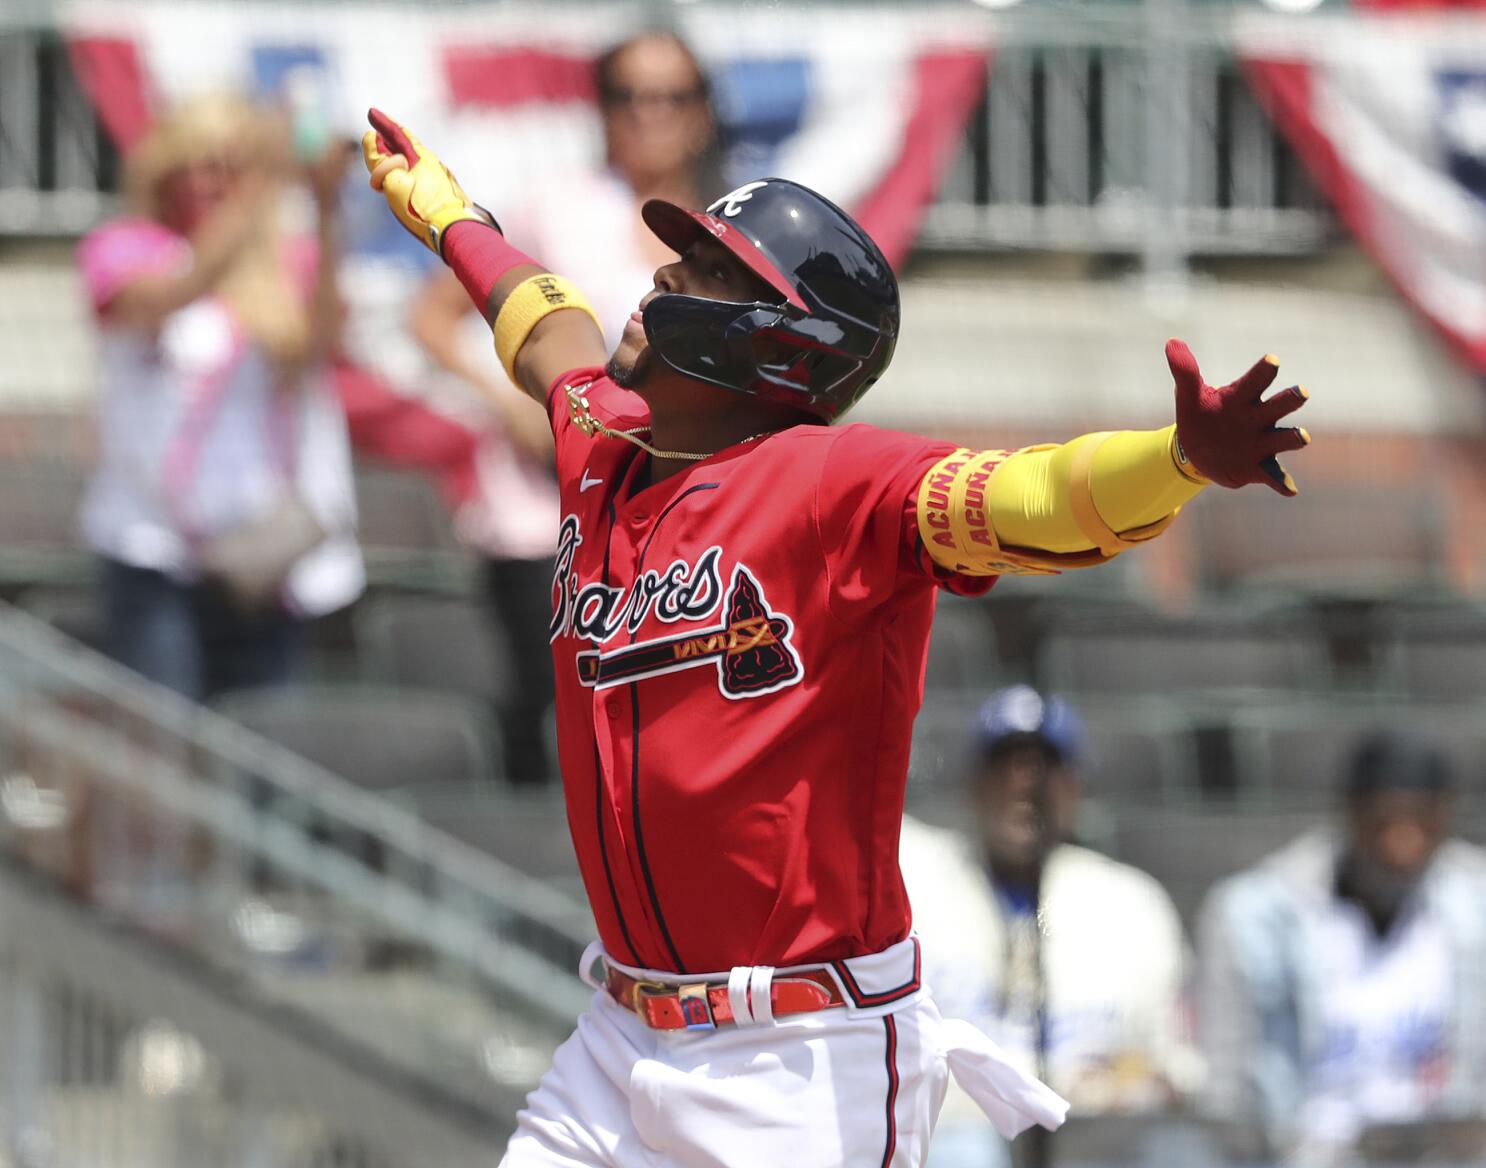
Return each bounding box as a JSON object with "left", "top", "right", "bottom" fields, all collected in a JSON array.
[
  {"left": 1191, "top": 485, "right": 1446, "bottom": 597},
  {"left": 212, "top": 685, "right": 499, "bottom": 794},
  {"left": 411, "top": 786, "right": 580, "bottom": 884},
  {"left": 0, "top": 457, "right": 90, "bottom": 586},
  {"left": 1109, "top": 803, "right": 1328, "bottom": 924},
  {"left": 1037, "top": 611, "right": 1331, "bottom": 698},
  {"left": 1081, "top": 706, "right": 1201, "bottom": 803},
  {"left": 1052, "top": 1114, "right": 1220, "bottom": 1167},
  {"left": 1229, "top": 701, "right": 1486, "bottom": 799},
  {"left": 1378, "top": 605, "right": 1486, "bottom": 703},
  {"left": 15, "top": 582, "right": 104, "bottom": 652},
  {"left": 356, "top": 595, "right": 516, "bottom": 712},
  {"left": 353, "top": 468, "right": 473, "bottom": 591},
  {"left": 984, "top": 575, "right": 1151, "bottom": 685},
  {"left": 923, "top": 598, "right": 1000, "bottom": 693}
]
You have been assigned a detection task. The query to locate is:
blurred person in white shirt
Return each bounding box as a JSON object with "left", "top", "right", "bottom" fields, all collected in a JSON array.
[
  {"left": 901, "top": 686, "right": 1198, "bottom": 1168},
  {"left": 396, "top": 30, "right": 719, "bottom": 781},
  {"left": 76, "top": 93, "right": 362, "bottom": 700},
  {"left": 1199, "top": 732, "right": 1486, "bottom": 1164}
]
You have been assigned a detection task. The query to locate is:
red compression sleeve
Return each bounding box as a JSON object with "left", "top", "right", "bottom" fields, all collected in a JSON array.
[{"left": 441, "top": 220, "right": 539, "bottom": 315}]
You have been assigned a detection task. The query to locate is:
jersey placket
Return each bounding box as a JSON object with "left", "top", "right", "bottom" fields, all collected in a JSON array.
[{"left": 591, "top": 481, "right": 682, "bottom": 971}]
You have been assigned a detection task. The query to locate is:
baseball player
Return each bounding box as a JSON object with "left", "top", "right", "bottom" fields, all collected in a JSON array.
[{"left": 360, "top": 108, "right": 1311, "bottom": 1167}]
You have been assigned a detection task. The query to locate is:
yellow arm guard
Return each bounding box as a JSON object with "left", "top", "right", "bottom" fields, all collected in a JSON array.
[
  {"left": 916, "top": 425, "right": 1206, "bottom": 577},
  {"left": 493, "top": 274, "right": 602, "bottom": 384}
]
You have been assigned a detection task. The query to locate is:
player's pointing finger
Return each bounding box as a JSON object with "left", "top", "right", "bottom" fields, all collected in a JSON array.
[{"left": 367, "top": 108, "right": 421, "bottom": 167}]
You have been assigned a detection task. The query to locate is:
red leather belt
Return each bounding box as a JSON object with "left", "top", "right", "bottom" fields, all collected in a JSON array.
[{"left": 605, "top": 966, "right": 845, "bottom": 1031}]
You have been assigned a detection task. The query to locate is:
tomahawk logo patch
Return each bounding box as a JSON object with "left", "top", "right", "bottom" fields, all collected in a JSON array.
[{"left": 575, "top": 564, "right": 803, "bottom": 700}]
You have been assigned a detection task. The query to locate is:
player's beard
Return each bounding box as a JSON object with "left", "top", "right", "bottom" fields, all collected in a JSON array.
[{"left": 606, "top": 344, "right": 651, "bottom": 389}]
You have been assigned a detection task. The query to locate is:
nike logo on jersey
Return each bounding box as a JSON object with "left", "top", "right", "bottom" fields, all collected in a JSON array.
[
  {"left": 575, "top": 565, "right": 803, "bottom": 700},
  {"left": 580, "top": 470, "right": 604, "bottom": 493}
]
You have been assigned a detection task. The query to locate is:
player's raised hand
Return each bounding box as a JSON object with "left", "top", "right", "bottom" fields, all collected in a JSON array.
[
  {"left": 361, "top": 108, "right": 491, "bottom": 257},
  {"left": 1166, "top": 338, "right": 1311, "bottom": 497}
]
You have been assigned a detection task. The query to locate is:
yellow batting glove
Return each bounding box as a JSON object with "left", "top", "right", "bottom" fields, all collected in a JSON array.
[{"left": 362, "top": 107, "right": 492, "bottom": 257}]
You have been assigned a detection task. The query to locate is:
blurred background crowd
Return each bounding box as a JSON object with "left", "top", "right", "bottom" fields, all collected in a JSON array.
[{"left": 3, "top": 0, "right": 1486, "bottom": 1165}]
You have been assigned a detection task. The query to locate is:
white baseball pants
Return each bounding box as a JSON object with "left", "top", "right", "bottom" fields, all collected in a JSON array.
[{"left": 499, "top": 939, "right": 1067, "bottom": 1168}]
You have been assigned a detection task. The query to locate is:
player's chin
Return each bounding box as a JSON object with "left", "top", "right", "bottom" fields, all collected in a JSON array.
[{"left": 606, "top": 337, "right": 651, "bottom": 390}]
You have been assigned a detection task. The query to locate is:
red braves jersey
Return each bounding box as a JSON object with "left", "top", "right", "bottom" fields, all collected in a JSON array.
[{"left": 544, "top": 370, "right": 992, "bottom": 974}]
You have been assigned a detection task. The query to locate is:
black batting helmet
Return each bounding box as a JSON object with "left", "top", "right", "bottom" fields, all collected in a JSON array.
[{"left": 639, "top": 178, "right": 899, "bottom": 422}]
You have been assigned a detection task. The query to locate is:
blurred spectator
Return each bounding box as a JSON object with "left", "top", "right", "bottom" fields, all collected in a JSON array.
[
  {"left": 1198, "top": 732, "right": 1486, "bottom": 1163},
  {"left": 496, "top": 28, "right": 724, "bottom": 341},
  {"left": 346, "top": 29, "right": 721, "bottom": 781},
  {"left": 76, "top": 94, "right": 362, "bottom": 700},
  {"left": 902, "top": 686, "right": 1197, "bottom": 1168}
]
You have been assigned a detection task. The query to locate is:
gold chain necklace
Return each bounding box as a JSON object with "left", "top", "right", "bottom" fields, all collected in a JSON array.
[{"left": 565, "top": 382, "right": 778, "bottom": 462}]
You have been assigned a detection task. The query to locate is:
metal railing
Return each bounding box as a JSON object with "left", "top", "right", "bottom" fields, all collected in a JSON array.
[
  {"left": 0, "top": 600, "right": 593, "bottom": 1165},
  {"left": 1, "top": 859, "right": 437, "bottom": 1168},
  {"left": 0, "top": 1, "right": 1335, "bottom": 267},
  {"left": 927, "top": 40, "right": 1331, "bottom": 260},
  {"left": 0, "top": 28, "right": 116, "bottom": 234}
]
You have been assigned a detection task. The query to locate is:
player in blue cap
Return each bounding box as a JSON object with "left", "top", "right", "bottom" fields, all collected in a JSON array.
[
  {"left": 903, "top": 687, "right": 1197, "bottom": 1166},
  {"left": 970, "top": 686, "right": 1085, "bottom": 902}
]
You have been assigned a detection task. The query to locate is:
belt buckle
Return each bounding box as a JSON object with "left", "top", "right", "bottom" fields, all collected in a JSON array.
[
  {"left": 635, "top": 980, "right": 716, "bottom": 1031},
  {"left": 675, "top": 983, "right": 716, "bottom": 1031}
]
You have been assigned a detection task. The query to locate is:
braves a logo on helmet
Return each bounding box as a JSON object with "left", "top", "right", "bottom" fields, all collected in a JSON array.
[
  {"left": 574, "top": 564, "right": 803, "bottom": 700},
  {"left": 708, "top": 181, "right": 769, "bottom": 218}
]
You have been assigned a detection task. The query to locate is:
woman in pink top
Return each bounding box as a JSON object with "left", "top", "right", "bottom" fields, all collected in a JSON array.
[{"left": 77, "top": 94, "right": 362, "bottom": 699}]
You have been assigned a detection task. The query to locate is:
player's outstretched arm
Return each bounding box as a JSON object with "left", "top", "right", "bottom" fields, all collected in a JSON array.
[
  {"left": 361, "top": 109, "right": 607, "bottom": 403},
  {"left": 917, "top": 339, "right": 1311, "bottom": 576}
]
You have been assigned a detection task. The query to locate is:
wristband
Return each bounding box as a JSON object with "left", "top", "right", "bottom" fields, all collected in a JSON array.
[
  {"left": 493, "top": 274, "right": 602, "bottom": 384},
  {"left": 442, "top": 220, "right": 540, "bottom": 313},
  {"left": 1169, "top": 427, "right": 1210, "bottom": 484}
]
